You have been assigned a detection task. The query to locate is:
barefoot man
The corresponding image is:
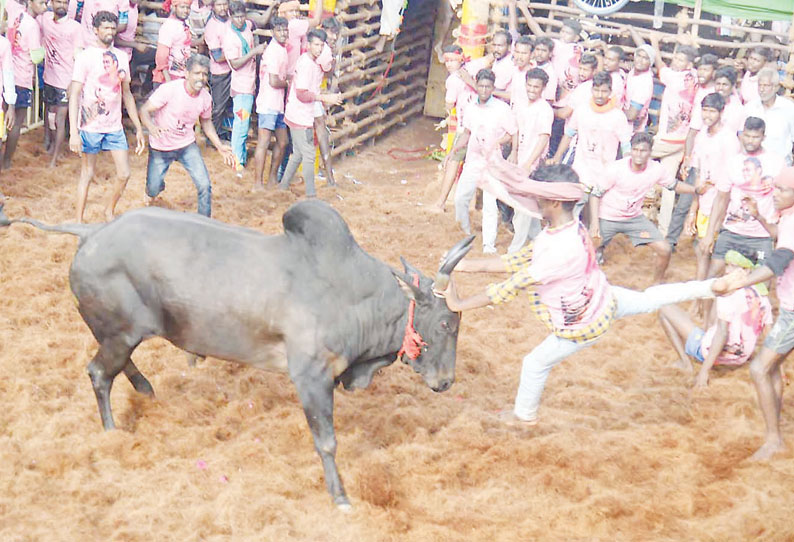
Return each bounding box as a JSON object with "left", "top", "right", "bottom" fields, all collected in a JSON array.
[
  {"left": 139, "top": 54, "right": 235, "bottom": 217},
  {"left": 69, "top": 11, "right": 145, "bottom": 223},
  {"left": 719, "top": 167, "right": 794, "bottom": 460},
  {"left": 441, "top": 162, "right": 731, "bottom": 425}
]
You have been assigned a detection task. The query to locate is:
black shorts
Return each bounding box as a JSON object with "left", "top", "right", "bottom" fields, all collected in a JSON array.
[
  {"left": 42, "top": 83, "right": 68, "bottom": 106},
  {"left": 713, "top": 229, "right": 774, "bottom": 263}
]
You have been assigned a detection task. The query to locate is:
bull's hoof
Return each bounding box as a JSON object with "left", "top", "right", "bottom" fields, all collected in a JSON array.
[{"left": 130, "top": 375, "right": 155, "bottom": 397}]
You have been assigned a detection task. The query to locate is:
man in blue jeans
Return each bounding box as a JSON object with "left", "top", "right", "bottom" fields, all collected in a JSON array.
[{"left": 139, "top": 54, "right": 234, "bottom": 217}]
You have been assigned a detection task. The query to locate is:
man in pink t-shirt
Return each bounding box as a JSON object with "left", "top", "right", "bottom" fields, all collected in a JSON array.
[
  {"left": 551, "top": 71, "right": 632, "bottom": 224},
  {"left": 719, "top": 167, "right": 794, "bottom": 461},
  {"left": 624, "top": 40, "right": 654, "bottom": 133},
  {"left": 740, "top": 46, "right": 770, "bottom": 105},
  {"left": 222, "top": 0, "right": 264, "bottom": 171},
  {"left": 602, "top": 45, "right": 626, "bottom": 108},
  {"left": 279, "top": 29, "right": 341, "bottom": 198},
  {"left": 506, "top": 68, "right": 553, "bottom": 253},
  {"left": 253, "top": 16, "right": 289, "bottom": 191},
  {"left": 153, "top": 0, "right": 192, "bottom": 84},
  {"left": 442, "top": 163, "right": 727, "bottom": 426},
  {"left": 40, "top": 0, "right": 83, "bottom": 168},
  {"left": 531, "top": 37, "right": 558, "bottom": 104},
  {"left": 665, "top": 53, "right": 719, "bottom": 249},
  {"left": 685, "top": 92, "right": 742, "bottom": 294},
  {"left": 68, "top": 10, "right": 145, "bottom": 223},
  {"left": 431, "top": 45, "right": 485, "bottom": 213},
  {"left": 278, "top": 0, "right": 323, "bottom": 76},
  {"left": 114, "top": 0, "right": 155, "bottom": 79},
  {"left": 700, "top": 116, "right": 784, "bottom": 281},
  {"left": 74, "top": 0, "right": 130, "bottom": 46},
  {"left": 203, "top": 0, "right": 231, "bottom": 137},
  {"left": 648, "top": 34, "right": 698, "bottom": 237},
  {"left": 590, "top": 132, "right": 699, "bottom": 283},
  {"left": 446, "top": 69, "right": 516, "bottom": 249},
  {"left": 140, "top": 54, "right": 234, "bottom": 217},
  {"left": 3, "top": 0, "right": 46, "bottom": 169}
]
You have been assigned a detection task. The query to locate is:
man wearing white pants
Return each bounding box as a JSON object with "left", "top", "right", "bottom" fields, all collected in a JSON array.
[
  {"left": 442, "top": 163, "right": 730, "bottom": 424},
  {"left": 445, "top": 68, "right": 516, "bottom": 251}
]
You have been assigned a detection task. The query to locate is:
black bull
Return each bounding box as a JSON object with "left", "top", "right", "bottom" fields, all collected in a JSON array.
[{"left": 5, "top": 201, "right": 473, "bottom": 508}]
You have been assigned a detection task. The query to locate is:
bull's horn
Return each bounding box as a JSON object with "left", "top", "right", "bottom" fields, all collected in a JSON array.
[{"left": 433, "top": 235, "right": 475, "bottom": 291}]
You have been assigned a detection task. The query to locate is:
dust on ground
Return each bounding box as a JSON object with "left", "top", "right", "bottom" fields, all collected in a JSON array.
[{"left": 0, "top": 118, "right": 792, "bottom": 541}]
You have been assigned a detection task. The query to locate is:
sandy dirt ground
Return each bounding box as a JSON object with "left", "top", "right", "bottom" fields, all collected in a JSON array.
[{"left": 0, "top": 118, "right": 793, "bottom": 541}]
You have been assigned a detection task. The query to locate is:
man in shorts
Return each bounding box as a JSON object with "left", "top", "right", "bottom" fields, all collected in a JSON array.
[
  {"left": 69, "top": 11, "right": 145, "bottom": 223},
  {"left": 590, "top": 131, "right": 700, "bottom": 283},
  {"left": 658, "top": 249, "right": 772, "bottom": 385},
  {"left": 699, "top": 117, "right": 784, "bottom": 280},
  {"left": 720, "top": 167, "right": 794, "bottom": 461},
  {"left": 3, "top": 0, "right": 46, "bottom": 169},
  {"left": 40, "top": 0, "right": 83, "bottom": 168},
  {"left": 253, "top": 16, "right": 289, "bottom": 191},
  {"left": 139, "top": 54, "right": 234, "bottom": 217},
  {"left": 441, "top": 163, "right": 730, "bottom": 425}
]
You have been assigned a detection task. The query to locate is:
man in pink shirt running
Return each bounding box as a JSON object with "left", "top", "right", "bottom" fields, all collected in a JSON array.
[
  {"left": 441, "top": 163, "right": 730, "bottom": 426},
  {"left": 140, "top": 54, "right": 234, "bottom": 217},
  {"left": 253, "top": 16, "right": 289, "bottom": 191},
  {"left": 40, "top": 0, "right": 83, "bottom": 168},
  {"left": 3, "top": 0, "right": 46, "bottom": 169},
  {"left": 719, "top": 167, "right": 794, "bottom": 461},
  {"left": 69, "top": 10, "right": 145, "bottom": 223}
]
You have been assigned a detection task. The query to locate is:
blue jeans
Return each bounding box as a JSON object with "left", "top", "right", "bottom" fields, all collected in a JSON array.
[
  {"left": 146, "top": 142, "right": 212, "bottom": 217},
  {"left": 513, "top": 279, "right": 716, "bottom": 421},
  {"left": 231, "top": 93, "right": 254, "bottom": 166}
]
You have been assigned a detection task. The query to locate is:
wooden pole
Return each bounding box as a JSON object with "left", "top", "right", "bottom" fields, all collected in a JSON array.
[{"left": 690, "top": 0, "right": 702, "bottom": 42}]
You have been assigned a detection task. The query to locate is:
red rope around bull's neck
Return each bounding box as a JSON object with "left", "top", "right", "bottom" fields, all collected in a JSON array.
[{"left": 397, "top": 273, "right": 427, "bottom": 361}]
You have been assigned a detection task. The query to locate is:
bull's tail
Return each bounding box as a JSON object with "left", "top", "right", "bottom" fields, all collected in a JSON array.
[{"left": 9, "top": 216, "right": 103, "bottom": 242}]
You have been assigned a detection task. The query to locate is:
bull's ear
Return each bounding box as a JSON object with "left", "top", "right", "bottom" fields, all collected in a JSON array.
[
  {"left": 392, "top": 269, "right": 423, "bottom": 302},
  {"left": 400, "top": 256, "right": 421, "bottom": 276}
]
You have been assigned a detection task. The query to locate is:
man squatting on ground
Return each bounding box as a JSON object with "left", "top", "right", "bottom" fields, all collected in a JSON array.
[
  {"left": 140, "top": 54, "right": 235, "bottom": 217},
  {"left": 440, "top": 163, "right": 731, "bottom": 425}
]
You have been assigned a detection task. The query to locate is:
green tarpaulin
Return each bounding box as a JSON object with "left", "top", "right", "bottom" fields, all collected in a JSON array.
[{"left": 670, "top": 0, "right": 794, "bottom": 22}]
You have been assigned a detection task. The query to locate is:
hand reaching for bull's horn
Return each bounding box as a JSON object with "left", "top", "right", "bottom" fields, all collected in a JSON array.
[{"left": 433, "top": 235, "right": 476, "bottom": 294}]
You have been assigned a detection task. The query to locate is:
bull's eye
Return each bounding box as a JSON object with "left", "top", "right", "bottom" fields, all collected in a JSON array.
[
  {"left": 422, "top": 345, "right": 428, "bottom": 353},
  {"left": 440, "top": 320, "right": 449, "bottom": 330}
]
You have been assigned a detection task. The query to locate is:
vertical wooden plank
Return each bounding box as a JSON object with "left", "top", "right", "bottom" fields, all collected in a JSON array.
[{"left": 690, "top": 0, "right": 703, "bottom": 44}]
